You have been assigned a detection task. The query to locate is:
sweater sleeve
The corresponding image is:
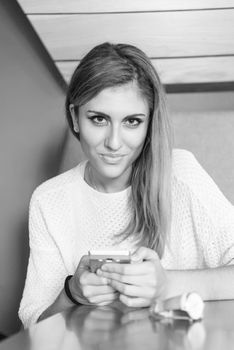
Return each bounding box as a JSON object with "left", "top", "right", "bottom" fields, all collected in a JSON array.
[
  {"left": 18, "top": 191, "right": 68, "bottom": 329},
  {"left": 176, "top": 150, "right": 234, "bottom": 268}
]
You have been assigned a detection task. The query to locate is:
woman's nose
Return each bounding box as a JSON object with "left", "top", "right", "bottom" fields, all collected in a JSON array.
[{"left": 104, "top": 126, "right": 122, "bottom": 150}]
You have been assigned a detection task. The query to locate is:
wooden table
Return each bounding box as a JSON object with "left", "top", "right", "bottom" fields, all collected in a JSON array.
[{"left": 1, "top": 300, "right": 234, "bottom": 350}]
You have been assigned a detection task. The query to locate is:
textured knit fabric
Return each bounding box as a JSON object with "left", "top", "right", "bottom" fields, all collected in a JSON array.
[{"left": 18, "top": 149, "right": 234, "bottom": 328}]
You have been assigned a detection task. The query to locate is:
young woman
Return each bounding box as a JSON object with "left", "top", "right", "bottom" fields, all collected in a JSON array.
[{"left": 19, "top": 42, "right": 234, "bottom": 328}]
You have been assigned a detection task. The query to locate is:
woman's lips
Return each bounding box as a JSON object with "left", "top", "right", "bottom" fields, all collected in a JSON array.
[{"left": 99, "top": 153, "right": 126, "bottom": 164}]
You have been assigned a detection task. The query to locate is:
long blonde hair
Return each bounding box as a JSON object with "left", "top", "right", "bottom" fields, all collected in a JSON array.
[{"left": 65, "top": 42, "right": 173, "bottom": 257}]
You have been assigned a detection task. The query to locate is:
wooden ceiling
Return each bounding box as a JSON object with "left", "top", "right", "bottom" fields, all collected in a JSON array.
[{"left": 17, "top": 0, "right": 234, "bottom": 91}]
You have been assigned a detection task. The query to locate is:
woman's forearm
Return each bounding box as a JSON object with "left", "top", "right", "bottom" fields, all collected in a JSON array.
[
  {"left": 38, "top": 265, "right": 234, "bottom": 322},
  {"left": 165, "top": 265, "right": 234, "bottom": 300}
]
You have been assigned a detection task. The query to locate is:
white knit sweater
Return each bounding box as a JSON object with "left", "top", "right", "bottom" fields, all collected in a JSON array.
[{"left": 19, "top": 149, "right": 234, "bottom": 328}]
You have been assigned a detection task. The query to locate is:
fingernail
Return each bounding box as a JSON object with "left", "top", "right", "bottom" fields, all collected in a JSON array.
[
  {"left": 131, "top": 255, "right": 138, "bottom": 261},
  {"left": 131, "top": 255, "right": 142, "bottom": 263}
]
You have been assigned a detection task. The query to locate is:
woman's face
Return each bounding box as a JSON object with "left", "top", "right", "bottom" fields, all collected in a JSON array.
[{"left": 72, "top": 82, "right": 150, "bottom": 191}]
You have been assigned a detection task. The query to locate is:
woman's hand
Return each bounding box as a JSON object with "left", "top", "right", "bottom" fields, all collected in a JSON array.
[
  {"left": 97, "top": 247, "right": 167, "bottom": 307},
  {"left": 69, "top": 255, "right": 119, "bottom": 306}
]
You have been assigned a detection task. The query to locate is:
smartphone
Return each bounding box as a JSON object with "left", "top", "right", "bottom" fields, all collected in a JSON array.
[{"left": 88, "top": 250, "right": 131, "bottom": 273}]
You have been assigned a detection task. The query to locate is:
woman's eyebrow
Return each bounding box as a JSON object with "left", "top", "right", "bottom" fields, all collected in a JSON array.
[
  {"left": 87, "top": 110, "right": 147, "bottom": 118},
  {"left": 87, "top": 110, "right": 109, "bottom": 117},
  {"left": 125, "top": 113, "right": 147, "bottom": 118}
]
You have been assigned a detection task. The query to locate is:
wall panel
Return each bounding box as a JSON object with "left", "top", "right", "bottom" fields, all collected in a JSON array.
[
  {"left": 17, "top": 1, "right": 234, "bottom": 89},
  {"left": 29, "top": 11, "right": 234, "bottom": 60},
  {"left": 17, "top": 0, "right": 234, "bottom": 13},
  {"left": 56, "top": 56, "right": 234, "bottom": 85}
]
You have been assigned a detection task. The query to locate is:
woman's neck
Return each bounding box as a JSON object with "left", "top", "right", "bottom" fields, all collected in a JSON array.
[{"left": 85, "top": 162, "right": 131, "bottom": 193}]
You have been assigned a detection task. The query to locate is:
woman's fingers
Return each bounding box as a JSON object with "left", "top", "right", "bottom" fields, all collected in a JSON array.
[
  {"left": 131, "top": 246, "right": 159, "bottom": 262},
  {"left": 95, "top": 247, "right": 167, "bottom": 301},
  {"left": 71, "top": 254, "right": 121, "bottom": 305},
  {"left": 72, "top": 249, "right": 166, "bottom": 305},
  {"left": 97, "top": 269, "right": 157, "bottom": 287},
  {"left": 100, "top": 260, "right": 156, "bottom": 276},
  {"left": 72, "top": 266, "right": 117, "bottom": 304},
  {"left": 82, "top": 284, "right": 117, "bottom": 298},
  {"left": 106, "top": 279, "right": 155, "bottom": 299},
  {"left": 119, "top": 294, "right": 151, "bottom": 308},
  {"left": 79, "top": 270, "right": 110, "bottom": 286},
  {"left": 88, "top": 291, "right": 119, "bottom": 304},
  {"left": 97, "top": 261, "right": 157, "bottom": 283}
]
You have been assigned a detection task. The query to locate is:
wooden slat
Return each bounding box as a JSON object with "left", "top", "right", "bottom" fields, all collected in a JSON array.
[
  {"left": 28, "top": 10, "right": 234, "bottom": 60},
  {"left": 56, "top": 56, "right": 234, "bottom": 85},
  {"left": 17, "top": 0, "right": 234, "bottom": 14}
]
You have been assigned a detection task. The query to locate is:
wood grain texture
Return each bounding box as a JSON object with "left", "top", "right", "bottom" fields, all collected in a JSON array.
[
  {"left": 17, "top": 0, "right": 234, "bottom": 14},
  {"left": 56, "top": 57, "right": 234, "bottom": 85},
  {"left": 28, "top": 10, "right": 234, "bottom": 60},
  {"left": 16, "top": 1, "right": 234, "bottom": 88}
]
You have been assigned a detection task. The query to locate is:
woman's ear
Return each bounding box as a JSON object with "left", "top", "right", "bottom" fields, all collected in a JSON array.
[{"left": 69, "top": 104, "right": 79, "bottom": 133}]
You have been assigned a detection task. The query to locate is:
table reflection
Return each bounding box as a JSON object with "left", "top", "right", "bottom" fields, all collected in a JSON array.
[
  {"left": 0, "top": 300, "right": 234, "bottom": 350},
  {"left": 2, "top": 301, "right": 234, "bottom": 350},
  {"left": 41, "top": 302, "right": 205, "bottom": 350}
]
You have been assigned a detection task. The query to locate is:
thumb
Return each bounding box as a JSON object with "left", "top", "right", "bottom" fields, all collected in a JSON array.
[
  {"left": 77, "top": 254, "right": 90, "bottom": 272},
  {"left": 131, "top": 246, "right": 159, "bottom": 262}
]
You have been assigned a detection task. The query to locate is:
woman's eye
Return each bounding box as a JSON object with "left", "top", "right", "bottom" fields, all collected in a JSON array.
[
  {"left": 89, "top": 116, "right": 107, "bottom": 126},
  {"left": 125, "top": 118, "right": 142, "bottom": 127}
]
